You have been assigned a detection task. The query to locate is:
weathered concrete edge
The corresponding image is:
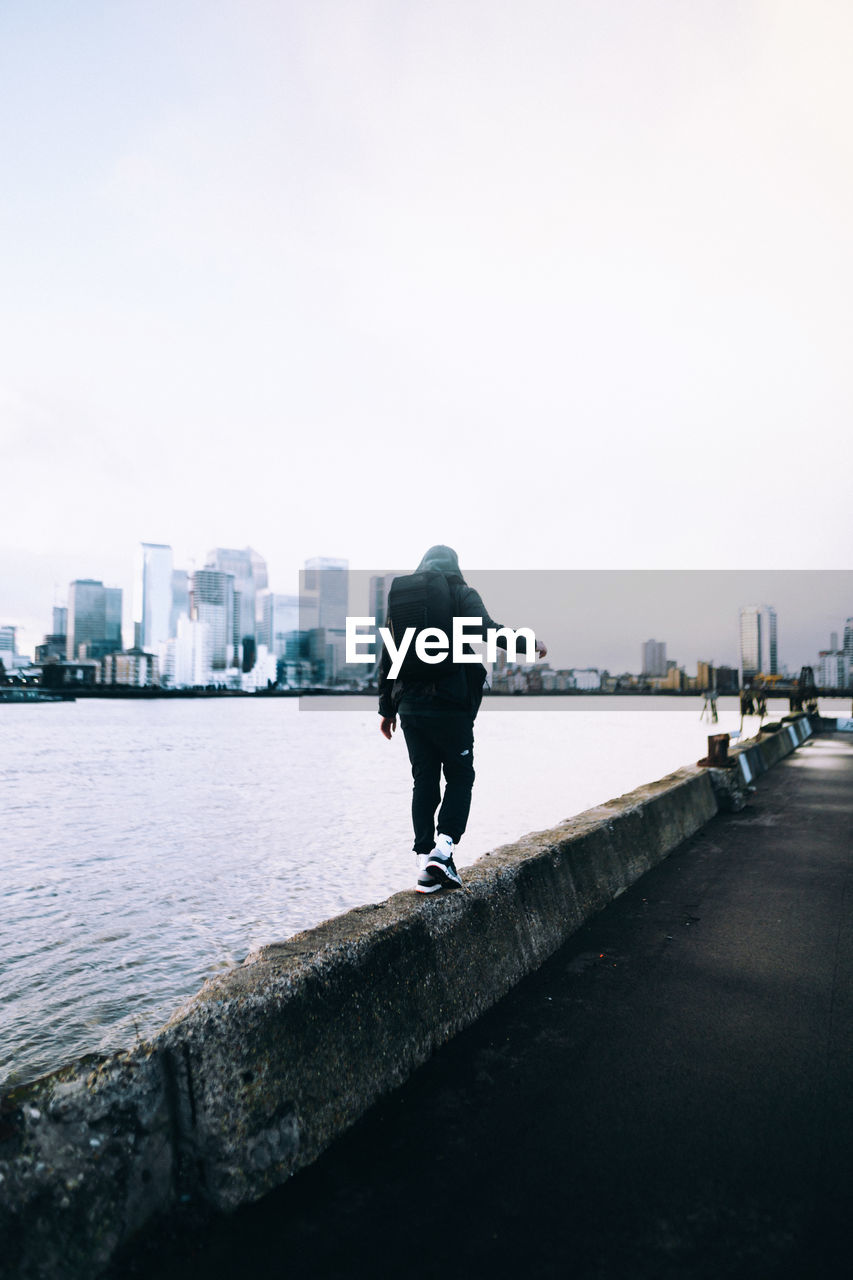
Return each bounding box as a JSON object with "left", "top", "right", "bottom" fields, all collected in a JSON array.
[{"left": 0, "top": 717, "right": 813, "bottom": 1280}]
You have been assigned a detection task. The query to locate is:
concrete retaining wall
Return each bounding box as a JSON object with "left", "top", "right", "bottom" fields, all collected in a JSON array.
[
  {"left": 0, "top": 717, "right": 812, "bottom": 1280},
  {"left": 733, "top": 714, "right": 812, "bottom": 785}
]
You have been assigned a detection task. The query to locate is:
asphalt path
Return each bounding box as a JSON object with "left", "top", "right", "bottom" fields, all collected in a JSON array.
[{"left": 118, "top": 732, "right": 853, "bottom": 1280}]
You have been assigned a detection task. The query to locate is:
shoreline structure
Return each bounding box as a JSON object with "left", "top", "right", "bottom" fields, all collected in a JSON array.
[
  {"left": 2, "top": 686, "right": 750, "bottom": 699},
  {"left": 0, "top": 714, "right": 827, "bottom": 1278}
]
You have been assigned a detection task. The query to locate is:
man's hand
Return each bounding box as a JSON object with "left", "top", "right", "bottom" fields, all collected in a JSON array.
[
  {"left": 380, "top": 716, "right": 397, "bottom": 740},
  {"left": 535, "top": 639, "right": 548, "bottom": 660}
]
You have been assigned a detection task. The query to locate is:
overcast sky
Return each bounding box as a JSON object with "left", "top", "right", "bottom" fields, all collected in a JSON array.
[{"left": 2, "top": 0, "right": 852, "bottom": 662}]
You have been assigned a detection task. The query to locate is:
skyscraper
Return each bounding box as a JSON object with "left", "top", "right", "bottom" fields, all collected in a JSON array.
[
  {"left": 302, "top": 557, "right": 348, "bottom": 679},
  {"left": 37, "top": 609, "right": 67, "bottom": 662},
  {"left": 739, "top": 606, "right": 762, "bottom": 679},
  {"left": 739, "top": 604, "right": 778, "bottom": 679},
  {"left": 105, "top": 587, "right": 123, "bottom": 651},
  {"left": 259, "top": 593, "right": 299, "bottom": 657},
  {"left": 206, "top": 548, "right": 267, "bottom": 663},
  {"left": 766, "top": 606, "right": 778, "bottom": 676},
  {"left": 173, "top": 615, "right": 212, "bottom": 688},
  {"left": 67, "top": 580, "right": 103, "bottom": 659},
  {"left": 817, "top": 650, "right": 847, "bottom": 690},
  {"left": 641, "top": 639, "right": 667, "bottom": 677},
  {"left": 170, "top": 569, "right": 190, "bottom": 638},
  {"left": 844, "top": 618, "right": 853, "bottom": 667},
  {"left": 249, "top": 548, "right": 269, "bottom": 598},
  {"left": 136, "top": 543, "right": 173, "bottom": 652},
  {"left": 190, "top": 570, "right": 235, "bottom": 670},
  {"left": 303, "top": 557, "right": 348, "bottom": 629},
  {"left": 369, "top": 575, "right": 389, "bottom": 630},
  {"left": 66, "top": 580, "right": 122, "bottom": 660}
]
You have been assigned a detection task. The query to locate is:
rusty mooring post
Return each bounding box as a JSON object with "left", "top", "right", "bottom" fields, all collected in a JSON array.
[{"left": 698, "top": 732, "right": 730, "bottom": 767}]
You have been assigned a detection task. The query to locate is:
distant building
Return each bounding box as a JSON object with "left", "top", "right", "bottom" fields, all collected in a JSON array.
[
  {"left": 302, "top": 557, "right": 348, "bottom": 680},
  {"left": 610, "top": 672, "right": 641, "bottom": 691},
  {"left": 641, "top": 639, "right": 667, "bottom": 677},
  {"left": 105, "top": 588, "right": 123, "bottom": 652},
  {"left": 35, "top": 636, "right": 67, "bottom": 662},
  {"left": 303, "top": 557, "right": 348, "bottom": 628},
  {"left": 190, "top": 570, "right": 235, "bottom": 670},
  {"left": 103, "top": 649, "right": 159, "bottom": 687},
  {"left": 250, "top": 549, "right": 269, "bottom": 597},
  {"left": 817, "top": 651, "right": 849, "bottom": 690},
  {"left": 136, "top": 543, "right": 173, "bottom": 652},
  {"left": 526, "top": 664, "right": 543, "bottom": 693},
  {"left": 161, "top": 616, "right": 213, "bottom": 688},
  {"left": 369, "top": 575, "right": 389, "bottom": 629},
  {"left": 240, "top": 644, "right": 278, "bottom": 692},
  {"left": 40, "top": 604, "right": 69, "bottom": 662},
  {"left": 696, "top": 660, "right": 715, "bottom": 690},
  {"left": 844, "top": 619, "right": 853, "bottom": 669},
  {"left": 206, "top": 547, "right": 268, "bottom": 666},
  {"left": 0, "top": 625, "right": 30, "bottom": 673},
  {"left": 259, "top": 593, "right": 299, "bottom": 658},
  {"left": 572, "top": 668, "right": 601, "bottom": 690},
  {"left": 279, "top": 658, "right": 313, "bottom": 688},
  {"left": 170, "top": 569, "right": 190, "bottom": 638},
  {"left": 41, "top": 659, "right": 101, "bottom": 688},
  {"left": 67, "top": 580, "right": 103, "bottom": 659},
  {"left": 284, "top": 630, "right": 312, "bottom": 662},
  {"left": 67, "top": 580, "right": 123, "bottom": 661},
  {"left": 766, "top": 606, "right": 778, "bottom": 675},
  {"left": 739, "top": 604, "right": 778, "bottom": 679},
  {"left": 654, "top": 664, "right": 684, "bottom": 691},
  {"left": 299, "top": 586, "right": 320, "bottom": 633},
  {"left": 716, "top": 665, "right": 740, "bottom": 694},
  {"left": 368, "top": 575, "right": 392, "bottom": 674},
  {"left": 739, "top": 606, "right": 762, "bottom": 679},
  {"left": 307, "top": 626, "right": 331, "bottom": 680}
]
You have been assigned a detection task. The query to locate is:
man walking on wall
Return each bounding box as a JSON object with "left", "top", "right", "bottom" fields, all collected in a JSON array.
[{"left": 378, "top": 545, "right": 545, "bottom": 894}]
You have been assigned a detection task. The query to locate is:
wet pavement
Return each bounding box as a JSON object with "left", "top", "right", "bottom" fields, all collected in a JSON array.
[{"left": 116, "top": 732, "right": 853, "bottom": 1280}]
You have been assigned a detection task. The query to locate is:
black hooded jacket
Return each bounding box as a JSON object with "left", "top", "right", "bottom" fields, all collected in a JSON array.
[{"left": 377, "top": 545, "right": 506, "bottom": 719}]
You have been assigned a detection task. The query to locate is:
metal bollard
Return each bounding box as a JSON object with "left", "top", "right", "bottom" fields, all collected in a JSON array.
[{"left": 698, "top": 732, "right": 730, "bottom": 767}]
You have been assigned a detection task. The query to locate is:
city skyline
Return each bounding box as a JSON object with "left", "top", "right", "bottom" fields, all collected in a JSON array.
[{"left": 3, "top": 544, "right": 852, "bottom": 680}]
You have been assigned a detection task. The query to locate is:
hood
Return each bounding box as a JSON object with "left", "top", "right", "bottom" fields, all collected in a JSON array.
[{"left": 416, "top": 545, "right": 462, "bottom": 576}]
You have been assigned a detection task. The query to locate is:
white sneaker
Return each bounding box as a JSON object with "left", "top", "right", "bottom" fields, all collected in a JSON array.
[
  {"left": 416, "top": 853, "right": 442, "bottom": 894},
  {"left": 425, "top": 834, "right": 463, "bottom": 890}
]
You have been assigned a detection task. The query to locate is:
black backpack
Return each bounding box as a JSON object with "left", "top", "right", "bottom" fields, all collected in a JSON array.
[{"left": 386, "top": 570, "right": 456, "bottom": 681}]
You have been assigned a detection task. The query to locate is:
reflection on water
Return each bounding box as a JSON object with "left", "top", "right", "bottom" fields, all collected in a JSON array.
[{"left": 0, "top": 695, "right": 837, "bottom": 1090}]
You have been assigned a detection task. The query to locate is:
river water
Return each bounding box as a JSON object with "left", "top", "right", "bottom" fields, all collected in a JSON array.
[{"left": 1, "top": 695, "right": 844, "bottom": 1091}]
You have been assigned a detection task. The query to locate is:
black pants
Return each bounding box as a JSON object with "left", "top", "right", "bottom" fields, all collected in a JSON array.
[{"left": 400, "top": 713, "right": 475, "bottom": 854}]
